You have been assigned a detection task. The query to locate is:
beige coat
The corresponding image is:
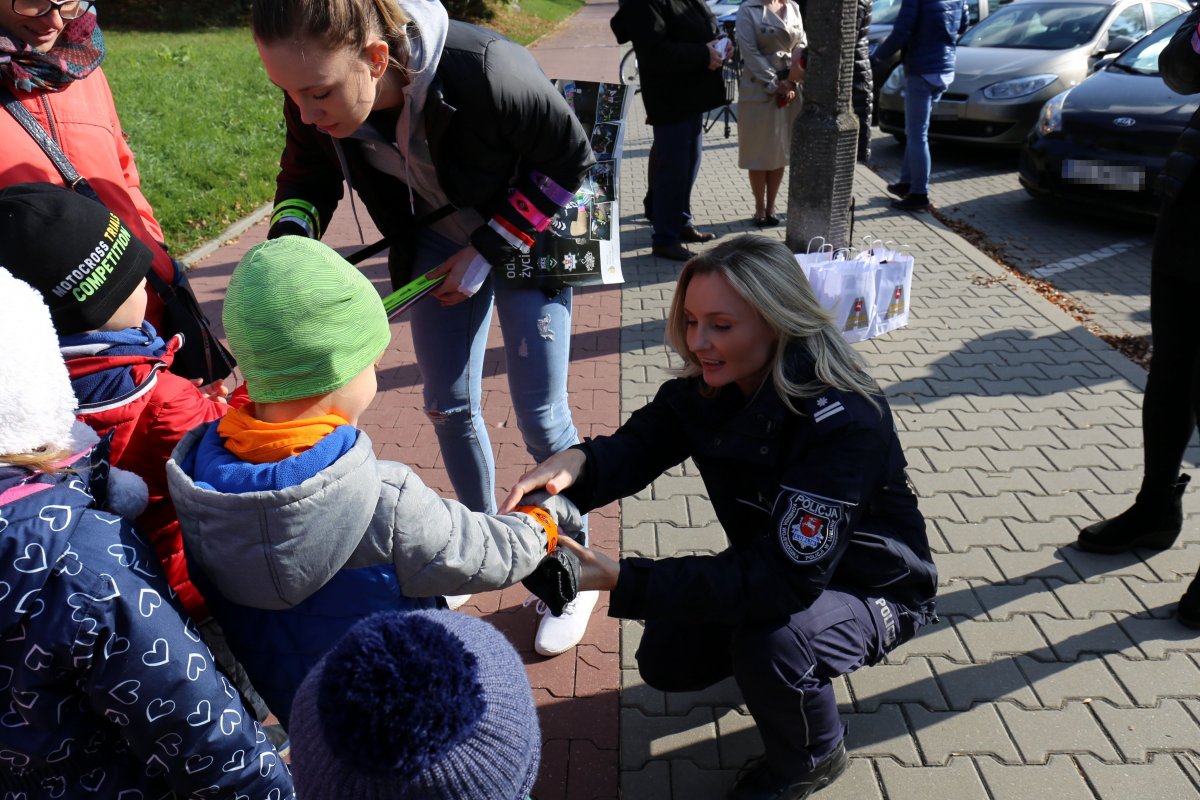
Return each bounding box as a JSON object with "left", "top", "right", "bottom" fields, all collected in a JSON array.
[{"left": 736, "top": 0, "right": 807, "bottom": 102}]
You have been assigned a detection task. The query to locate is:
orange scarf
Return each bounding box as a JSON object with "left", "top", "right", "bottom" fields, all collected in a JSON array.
[{"left": 217, "top": 406, "right": 349, "bottom": 464}]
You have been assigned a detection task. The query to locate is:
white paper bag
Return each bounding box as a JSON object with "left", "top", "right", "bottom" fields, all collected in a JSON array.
[{"left": 869, "top": 250, "right": 914, "bottom": 338}]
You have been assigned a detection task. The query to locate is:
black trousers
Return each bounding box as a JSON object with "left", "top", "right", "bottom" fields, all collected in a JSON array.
[
  {"left": 1143, "top": 194, "right": 1200, "bottom": 489},
  {"left": 634, "top": 589, "right": 917, "bottom": 780}
]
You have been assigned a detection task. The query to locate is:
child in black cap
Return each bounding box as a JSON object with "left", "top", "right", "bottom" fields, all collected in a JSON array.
[{"left": 0, "top": 182, "right": 273, "bottom": 726}]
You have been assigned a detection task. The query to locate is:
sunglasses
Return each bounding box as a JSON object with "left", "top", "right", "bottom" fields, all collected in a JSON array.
[{"left": 11, "top": 0, "right": 93, "bottom": 20}]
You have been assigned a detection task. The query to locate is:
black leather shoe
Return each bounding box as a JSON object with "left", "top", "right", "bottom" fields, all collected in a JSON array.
[
  {"left": 728, "top": 742, "right": 849, "bottom": 800},
  {"left": 891, "top": 193, "right": 931, "bottom": 212},
  {"left": 680, "top": 226, "right": 716, "bottom": 243},
  {"left": 651, "top": 242, "right": 694, "bottom": 261},
  {"left": 885, "top": 181, "right": 910, "bottom": 198},
  {"left": 1077, "top": 475, "right": 1189, "bottom": 554},
  {"left": 1179, "top": 574, "right": 1200, "bottom": 629}
]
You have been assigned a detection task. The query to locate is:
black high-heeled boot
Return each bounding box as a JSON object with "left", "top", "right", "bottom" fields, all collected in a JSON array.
[
  {"left": 1179, "top": 572, "right": 1200, "bottom": 629},
  {"left": 1077, "top": 475, "right": 1190, "bottom": 554}
]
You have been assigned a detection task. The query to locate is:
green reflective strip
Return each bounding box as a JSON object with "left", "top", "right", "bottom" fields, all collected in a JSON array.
[{"left": 271, "top": 198, "right": 321, "bottom": 238}]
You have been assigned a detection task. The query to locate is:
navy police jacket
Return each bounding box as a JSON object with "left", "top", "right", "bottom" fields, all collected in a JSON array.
[{"left": 565, "top": 350, "right": 936, "bottom": 626}]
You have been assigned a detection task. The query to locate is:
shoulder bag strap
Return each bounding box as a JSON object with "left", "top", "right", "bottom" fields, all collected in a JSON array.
[{"left": 0, "top": 86, "right": 102, "bottom": 204}]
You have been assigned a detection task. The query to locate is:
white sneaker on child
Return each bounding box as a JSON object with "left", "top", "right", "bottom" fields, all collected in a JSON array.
[
  {"left": 524, "top": 590, "right": 599, "bottom": 656},
  {"left": 444, "top": 594, "right": 472, "bottom": 611}
]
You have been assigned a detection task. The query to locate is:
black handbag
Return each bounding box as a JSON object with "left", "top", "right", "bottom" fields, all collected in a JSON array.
[{"left": 2, "top": 88, "right": 236, "bottom": 384}]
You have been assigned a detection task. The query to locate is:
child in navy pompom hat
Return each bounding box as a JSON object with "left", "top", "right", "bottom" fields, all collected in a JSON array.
[{"left": 289, "top": 609, "right": 541, "bottom": 800}]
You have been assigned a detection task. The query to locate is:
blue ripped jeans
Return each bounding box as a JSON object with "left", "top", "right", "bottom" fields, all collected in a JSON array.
[{"left": 408, "top": 231, "right": 586, "bottom": 542}]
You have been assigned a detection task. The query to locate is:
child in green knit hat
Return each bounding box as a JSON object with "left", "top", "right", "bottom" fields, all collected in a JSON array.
[{"left": 167, "top": 236, "right": 577, "bottom": 728}]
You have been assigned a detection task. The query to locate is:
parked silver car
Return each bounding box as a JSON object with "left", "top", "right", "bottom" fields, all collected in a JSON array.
[{"left": 877, "top": 0, "right": 1188, "bottom": 146}]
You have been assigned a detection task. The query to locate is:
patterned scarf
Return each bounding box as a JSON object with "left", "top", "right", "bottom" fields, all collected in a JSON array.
[{"left": 0, "top": 9, "right": 105, "bottom": 92}]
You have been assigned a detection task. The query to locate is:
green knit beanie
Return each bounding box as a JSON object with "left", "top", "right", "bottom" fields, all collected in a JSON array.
[{"left": 224, "top": 236, "right": 391, "bottom": 403}]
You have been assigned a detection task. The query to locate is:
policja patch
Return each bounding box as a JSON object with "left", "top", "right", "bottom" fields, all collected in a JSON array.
[{"left": 776, "top": 490, "right": 846, "bottom": 564}]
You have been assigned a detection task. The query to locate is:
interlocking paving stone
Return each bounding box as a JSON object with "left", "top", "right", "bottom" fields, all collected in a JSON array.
[
  {"left": 996, "top": 701, "right": 1120, "bottom": 763},
  {"left": 1076, "top": 754, "right": 1200, "bottom": 799},
  {"left": 1016, "top": 655, "right": 1132, "bottom": 709},
  {"left": 974, "top": 755, "right": 1098, "bottom": 800},
  {"left": 907, "top": 704, "right": 1022, "bottom": 765},
  {"left": 929, "top": 658, "right": 1037, "bottom": 711},
  {"left": 1091, "top": 700, "right": 1200, "bottom": 761},
  {"left": 842, "top": 706, "right": 922, "bottom": 766},
  {"left": 847, "top": 657, "right": 947, "bottom": 712},
  {"left": 1106, "top": 653, "right": 1200, "bottom": 707},
  {"left": 875, "top": 757, "right": 990, "bottom": 799},
  {"left": 956, "top": 617, "right": 1053, "bottom": 662},
  {"left": 620, "top": 708, "right": 720, "bottom": 771}
]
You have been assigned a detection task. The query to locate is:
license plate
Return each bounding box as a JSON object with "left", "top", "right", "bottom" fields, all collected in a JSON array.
[{"left": 1061, "top": 159, "right": 1145, "bottom": 191}]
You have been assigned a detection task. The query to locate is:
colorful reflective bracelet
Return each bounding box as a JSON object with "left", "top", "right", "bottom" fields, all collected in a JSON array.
[{"left": 515, "top": 505, "right": 558, "bottom": 553}]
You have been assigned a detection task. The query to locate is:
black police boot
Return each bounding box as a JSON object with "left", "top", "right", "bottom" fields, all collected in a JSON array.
[
  {"left": 728, "top": 742, "right": 848, "bottom": 800},
  {"left": 1077, "top": 475, "right": 1190, "bottom": 554},
  {"left": 1179, "top": 572, "right": 1200, "bottom": 629}
]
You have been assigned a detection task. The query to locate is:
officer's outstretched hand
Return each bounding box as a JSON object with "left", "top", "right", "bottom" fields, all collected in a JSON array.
[
  {"left": 558, "top": 537, "right": 621, "bottom": 592},
  {"left": 500, "top": 448, "right": 587, "bottom": 512}
]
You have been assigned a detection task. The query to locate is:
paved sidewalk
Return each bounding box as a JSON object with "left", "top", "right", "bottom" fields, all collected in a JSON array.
[{"left": 180, "top": 4, "right": 1200, "bottom": 797}]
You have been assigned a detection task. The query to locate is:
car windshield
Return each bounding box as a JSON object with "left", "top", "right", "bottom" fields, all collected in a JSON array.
[
  {"left": 873, "top": 0, "right": 904, "bottom": 25},
  {"left": 1110, "top": 13, "right": 1187, "bottom": 74},
  {"left": 959, "top": 2, "right": 1109, "bottom": 49}
]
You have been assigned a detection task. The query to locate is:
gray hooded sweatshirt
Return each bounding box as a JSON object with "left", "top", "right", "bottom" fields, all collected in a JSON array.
[{"left": 166, "top": 424, "right": 549, "bottom": 610}]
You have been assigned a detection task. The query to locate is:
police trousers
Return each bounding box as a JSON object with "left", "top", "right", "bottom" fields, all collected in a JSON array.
[{"left": 635, "top": 588, "right": 918, "bottom": 780}]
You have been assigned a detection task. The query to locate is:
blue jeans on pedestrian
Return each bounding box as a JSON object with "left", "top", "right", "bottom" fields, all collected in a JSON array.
[
  {"left": 635, "top": 589, "right": 919, "bottom": 780},
  {"left": 409, "top": 231, "right": 586, "bottom": 542},
  {"left": 651, "top": 114, "right": 705, "bottom": 247},
  {"left": 900, "top": 74, "right": 945, "bottom": 197}
]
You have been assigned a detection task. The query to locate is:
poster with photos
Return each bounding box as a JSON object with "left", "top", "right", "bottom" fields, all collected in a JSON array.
[{"left": 496, "top": 80, "right": 628, "bottom": 288}]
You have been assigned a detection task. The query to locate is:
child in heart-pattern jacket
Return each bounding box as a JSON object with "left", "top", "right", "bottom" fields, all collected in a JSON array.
[{"left": 0, "top": 269, "right": 294, "bottom": 800}]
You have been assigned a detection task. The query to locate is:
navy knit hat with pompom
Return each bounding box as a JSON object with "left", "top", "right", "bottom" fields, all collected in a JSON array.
[{"left": 289, "top": 609, "right": 541, "bottom": 800}]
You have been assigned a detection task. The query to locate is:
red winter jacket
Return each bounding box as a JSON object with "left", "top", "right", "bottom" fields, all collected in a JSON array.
[
  {"left": 67, "top": 336, "right": 226, "bottom": 619},
  {"left": 0, "top": 67, "right": 175, "bottom": 329}
]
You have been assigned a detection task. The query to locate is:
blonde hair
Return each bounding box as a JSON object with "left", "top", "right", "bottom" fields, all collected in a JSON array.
[
  {"left": 1, "top": 447, "right": 76, "bottom": 475},
  {"left": 666, "top": 235, "right": 881, "bottom": 414},
  {"left": 252, "top": 0, "right": 412, "bottom": 73}
]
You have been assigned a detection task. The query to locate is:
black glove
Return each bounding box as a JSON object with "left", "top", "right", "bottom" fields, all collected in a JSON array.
[{"left": 521, "top": 547, "right": 581, "bottom": 617}]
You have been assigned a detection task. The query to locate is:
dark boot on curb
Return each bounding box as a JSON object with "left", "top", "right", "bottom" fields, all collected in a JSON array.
[
  {"left": 885, "top": 181, "right": 910, "bottom": 198},
  {"left": 1179, "top": 573, "right": 1200, "bottom": 629},
  {"left": 891, "top": 193, "right": 931, "bottom": 212},
  {"left": 728, "top": 742, "right": 849, "bottom": 800},
  {"left": 1077, "top": 475, "right": 1190, "bottom": 554}
]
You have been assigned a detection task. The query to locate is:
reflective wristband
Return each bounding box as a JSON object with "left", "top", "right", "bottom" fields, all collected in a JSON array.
[
  {"left": 270, "top": 198, "right": 322, "bottom": 239},
  {"left": 515, "top": 505, "right": 558, "bottom": 553}
]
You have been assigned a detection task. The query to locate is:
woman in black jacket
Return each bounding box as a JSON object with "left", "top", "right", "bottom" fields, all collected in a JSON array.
[
  {"left": 503, "top": 236, "right": 936, "bottom": 800},
  {"left": 1077, "top": 7, "right": 1200, "bottom": 628},
  {"left": 253, "top": 0, "right": 601, "bottom": 654}
]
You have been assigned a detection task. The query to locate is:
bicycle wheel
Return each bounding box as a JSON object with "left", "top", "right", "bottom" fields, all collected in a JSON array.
[{"left": 619, "top": 49, "right": 640, "bottom": 86}]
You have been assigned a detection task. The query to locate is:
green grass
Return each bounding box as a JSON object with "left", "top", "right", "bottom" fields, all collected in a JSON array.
[
  {"left": 104, "top": 28, "right": 284, "bottom": 254},
  {"left": 102, "top": 0, "right": 584, "bottom": 253}
]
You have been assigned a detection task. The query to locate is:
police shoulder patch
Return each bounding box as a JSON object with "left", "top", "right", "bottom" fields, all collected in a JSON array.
[{"left": 776, "top": 490, "right": 844, "bottom": 565}]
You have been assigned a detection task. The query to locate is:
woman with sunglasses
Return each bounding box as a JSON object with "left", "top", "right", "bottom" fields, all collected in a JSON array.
[{"left": 0, "top": 0, "right": 180, "bottom": 334}]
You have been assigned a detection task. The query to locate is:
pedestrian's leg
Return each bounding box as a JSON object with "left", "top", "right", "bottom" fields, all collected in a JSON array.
[
  {"left": 682, "top": 113, "right": 704, "bottom": 227},
  {"left": 651, "top": 120, "right": 692, "bottom": 247},
  {"left": 408, "top": 233, "right": 498, "bottom": 513},
  {"left": 644, "top": 139, "right": 658, "bottom": 220},
  {"left": 496, "top": 283, "right": 596, "bottom": 652},
  {"left": 765, "top": 167, "right": 785, "bottom": 218},
  {"left": 749, "top": 170, "right": 767, "bottom": 220},
  {"left": 903, "top": 75, "right": 936, "bottom": 195},
  {"left": 727, "top": 590, "right": 916, "bottom": 797}
]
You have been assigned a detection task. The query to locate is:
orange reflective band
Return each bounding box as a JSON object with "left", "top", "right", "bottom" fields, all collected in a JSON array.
[{"left": 515, "top": 505, "right": 558, "bottom": 554}]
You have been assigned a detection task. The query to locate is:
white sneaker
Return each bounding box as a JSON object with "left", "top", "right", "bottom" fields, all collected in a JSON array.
[
  {"left": 525, "top": 590, "right": 600, "bottom": 657},
  {"left": 444, "top": 594, "right": 472, "bottom": 611}
]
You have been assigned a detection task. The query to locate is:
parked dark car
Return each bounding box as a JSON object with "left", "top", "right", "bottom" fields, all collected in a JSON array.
[
  {"left": 1019, "top": 12, "right": 1197, "bottom": 216},
  {"left": 878, "top": 0, "right": 1187, "bottom": 146}
]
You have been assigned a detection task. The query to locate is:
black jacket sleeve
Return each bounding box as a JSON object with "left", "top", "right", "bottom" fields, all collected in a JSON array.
[
  {"left": 269, "top": 96, "right": 347, "bottom": 240},
  {"left": 608, "top": 408, "right": 891, "bottom": 626},
  {"left": 1161, "top": 8, "right": 1200, "bottom": 96},
  {"left": 624, "top": 0, "right": 714, "bottom": 77}
]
